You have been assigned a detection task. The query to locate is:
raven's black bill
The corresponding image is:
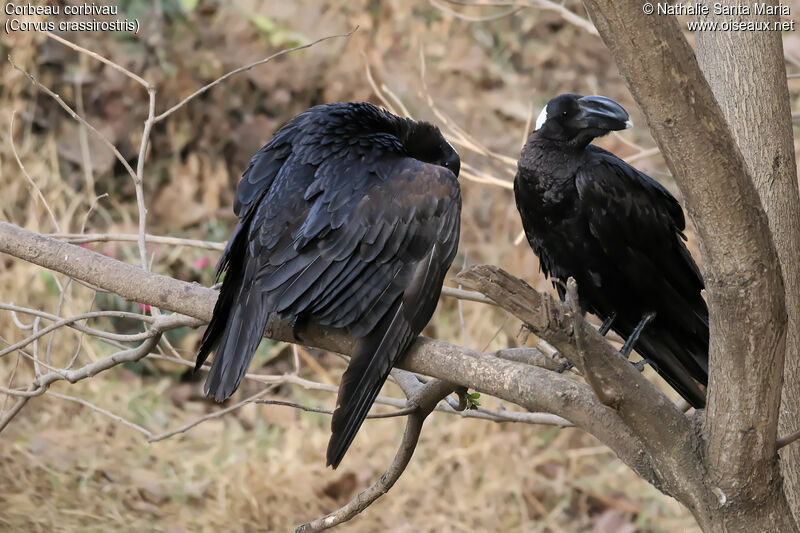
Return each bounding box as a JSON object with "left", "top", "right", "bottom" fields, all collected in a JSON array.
[{"left": 576, "top": 95, "right": 632, "bottom": 132}]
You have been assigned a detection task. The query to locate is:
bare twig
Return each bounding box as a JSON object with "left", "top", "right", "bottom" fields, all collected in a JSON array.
[
  {"left": 0, "top": 390, "right": 33, "bottom": 432},
  {"left": 0, "top": 332, "right": 163, "bottom": 432},
  {"left": 74, "top": 76, "right": 96, "bottom": 198},
  {"left": 147, "top": 387, "right": 276, "bottom": 442},
  {"left": 624, "top": 146, "right": 661, "bottom": 164},
  {"left": 2, "top": 303, "right": 157, "bottom": 325},
  {"left": 48, "top": 391, "right": 154, "bottom": 438},
  {"left": 1, "top": 353, "right": 22, "bottom": 413},
  {"left": 297, "top": 379, "right": 456, "bottom": 532},
  {"left": 362, "top": 51, "right": 399, "bottom": 115},
  {"left": 48, "top": 232, "right": 227, "bottom": 251},
  {"left": 430, "top": 0, "right": 524, "bottom": 22},
  {"left": 43, "top": 31, "right": 152, "bottom": 89},
  {"left": 778, "top": 428, "right": 800, "bottom": 450},
  {"left": 153, "top": 28, "right": 358, "bottom": 123},
  {"left": 255, "top": 399, "right": 417, "bottom": 419},
  {"left": 133, "top": 86, "right": 157, "bottom": 271},
  {"left": 9, "top": 113, "right": 59, "bottom": 231},
  {"left": 30, "top": 317, "right": 42, "bottom": 377},
  {"left": 438, "top": 0, "right": 599, "bottom": 35},
  {"left": 9, "top": 56, "right": 138, "bottom": 182},
  {"left": 0, "top": 306, "right": 163, "bottom": 357},
  {"left": 457, "top": 250, "right": 471, "bottom": 347},
  {"left": 380, "top": 83, "right": 412, "bottom": 119}
]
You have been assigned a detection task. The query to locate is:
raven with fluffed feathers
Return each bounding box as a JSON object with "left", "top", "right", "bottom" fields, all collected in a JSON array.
[
  {"left": 514, "top": 94, "right": 708, "bottom": 408},
  {"left": 195, "top": 102, "right": 461, "bottom": 468}
]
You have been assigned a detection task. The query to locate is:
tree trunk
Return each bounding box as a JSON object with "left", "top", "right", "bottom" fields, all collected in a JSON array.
[
  {"left": 581, "top": 1, "right": 796, "bottom": 530},
  {"left": 696, "top": 9, "right": 800, "bottom": 522}
]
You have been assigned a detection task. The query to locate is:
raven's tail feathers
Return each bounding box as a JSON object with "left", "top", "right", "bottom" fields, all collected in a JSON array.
[
  {"left": 203, "top": 290, "right": 270, "bottom": 402},
  {"left": 326, "top": 302, "right": 414, "bottom": 469},
  {"left": 195, "top": 222, "right": 269, "bottom": 402},
  {"left": 637, "top": 325, "right": 707, "bottom": 409}
]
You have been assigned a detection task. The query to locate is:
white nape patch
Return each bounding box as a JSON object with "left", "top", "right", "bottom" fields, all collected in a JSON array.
[
  {"left": 535, "top": 106, "right": 548, "bottom": 131},
  {"left": 625, "top": 118, "right": 634, "bottom": 129}
]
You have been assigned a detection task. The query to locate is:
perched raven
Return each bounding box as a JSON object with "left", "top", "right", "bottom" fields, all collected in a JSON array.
[
  {"left": 195, "top": 102, "right": 461, "bottom": 468},
  {"left": 514, "top": 94, "right": 708, "bottom": 408}
]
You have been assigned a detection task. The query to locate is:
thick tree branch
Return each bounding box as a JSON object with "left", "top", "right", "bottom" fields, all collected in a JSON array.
[
  {"left": 453, "top": 263, "right": 581, "bottom": 370},
  {"left": 457, "top": 265, "right": 699, "bottom": 496},
  {"left": 0, "top": 221, "right": 661, "bottom": 487}
]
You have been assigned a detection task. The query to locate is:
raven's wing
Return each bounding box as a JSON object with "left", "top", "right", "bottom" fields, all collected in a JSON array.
[
  {"left": 252, "top": 155, "right": 461, "bottom": 468},
  {"left": 316, "top": 162, "right": 460, "bottom": 467},
  {"left": 194, "top": 121, "right": 303, "bottom": 378},
  {"left": 197, "top": 132, "right": 460, "bottom": 467},
  {"left": 575, "top": 148, "right": 707, "bottom": 405},
  {"left": 513, "top": 174, "right": 561, "bottom": 286},
  {"left": 196, "top": 111, "right": 389, "bottom": 383},
  {"left": 577, "top": 147, "right": 704, "bottom": 309}
]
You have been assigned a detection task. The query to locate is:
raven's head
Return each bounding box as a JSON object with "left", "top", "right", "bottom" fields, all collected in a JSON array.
[
  {"left": 404, "top": 122, "right": 461, "bottom": 177},
  {"left": 534, "top": 94, "right": 632, "bottom": 148}
]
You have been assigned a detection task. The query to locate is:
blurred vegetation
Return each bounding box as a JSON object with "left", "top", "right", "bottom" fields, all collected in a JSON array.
[{"left": 7, "top": 0, "right": 800, "bottom": 531}]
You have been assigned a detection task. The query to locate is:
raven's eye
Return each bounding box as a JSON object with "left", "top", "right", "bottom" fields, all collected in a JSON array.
[{"left": 562, "top": 111, "right": 568, "bottom": 117}]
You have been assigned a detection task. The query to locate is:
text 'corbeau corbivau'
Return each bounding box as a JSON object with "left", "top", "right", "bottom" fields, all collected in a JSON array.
[
  {"left": 514, "top": 94, "right": 708, "bottom": 408},
  {"left": 194, "top": 102, "right": 462, "bottom": 468}
]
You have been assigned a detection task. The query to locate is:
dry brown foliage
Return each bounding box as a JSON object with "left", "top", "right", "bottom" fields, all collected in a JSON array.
[{"left": 8, "top": 0, "right": 800, "bottom": 530}]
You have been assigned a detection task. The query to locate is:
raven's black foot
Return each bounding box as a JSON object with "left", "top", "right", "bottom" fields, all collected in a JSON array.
[
  {"left": 599, "top": 312, "right": 616, "bottom": 336},
  {"left": 290, "top": 315, "right": 305, "bottom": 343},
  {"left": 555, "top": 357, "right": 574, "bottom": 373},
  {"left": 633, "top": 359, "right": 652, "bottom": 372},
  {"left": 620, "top": 312, "right": 657, "bottom": 359}
]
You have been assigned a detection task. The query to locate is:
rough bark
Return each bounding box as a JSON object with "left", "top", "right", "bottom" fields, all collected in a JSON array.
[
  {"left": 696, "top": 9, "right": 800, "bottom": 522},
  {"left": 580, "top": 3, "right": 793, "bottom": 530}
]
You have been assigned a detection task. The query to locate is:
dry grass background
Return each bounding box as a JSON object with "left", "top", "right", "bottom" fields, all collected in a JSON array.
[{"left": 3, "top": 1, "right": 800, "bottom": 531}]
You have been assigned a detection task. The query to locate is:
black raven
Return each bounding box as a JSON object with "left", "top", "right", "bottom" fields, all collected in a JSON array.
[
  {"left": 195, "top": 102, "right": 461, "bottom": 468},
  {"left": 514, "top": 94, "right": 708, "bottom": 408}
]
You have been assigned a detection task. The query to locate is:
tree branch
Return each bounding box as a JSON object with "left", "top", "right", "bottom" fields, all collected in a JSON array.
[
  {"left": 153, "top": 28, "right": 358, "bottom": 123},
  {"left": 254, "top": 399, "right": 418, "bottom": 419},
  {"left": 0, "top": 221, "right": 658, "bottom": 487},
  {"left": 296, "top": 379, "right": 457, "bottom": 532},
  {"left": 457, "top": 265, "right": 699, "bottom": 495},
  {"left": 453, "top": 263, "right": 580, "bottom": 368}
]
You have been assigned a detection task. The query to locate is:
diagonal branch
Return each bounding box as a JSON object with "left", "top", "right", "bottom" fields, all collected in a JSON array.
[
  {"left": 0, "top": 331, "right": 164, "bottom": 432},
  {"left": 454, "top": 264, "right": 581, "bottom": 370},
  {"left": 457, "top": 265, "right": 699, "bottom": 497}
]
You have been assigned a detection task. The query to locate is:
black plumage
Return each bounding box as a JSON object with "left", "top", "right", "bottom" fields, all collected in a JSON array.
[
  {"left": 195, "top": 102, "right": 461, "bottom": 468},
  {"left": 514, "top": 94, "right": 708, "bottom": 408}
]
